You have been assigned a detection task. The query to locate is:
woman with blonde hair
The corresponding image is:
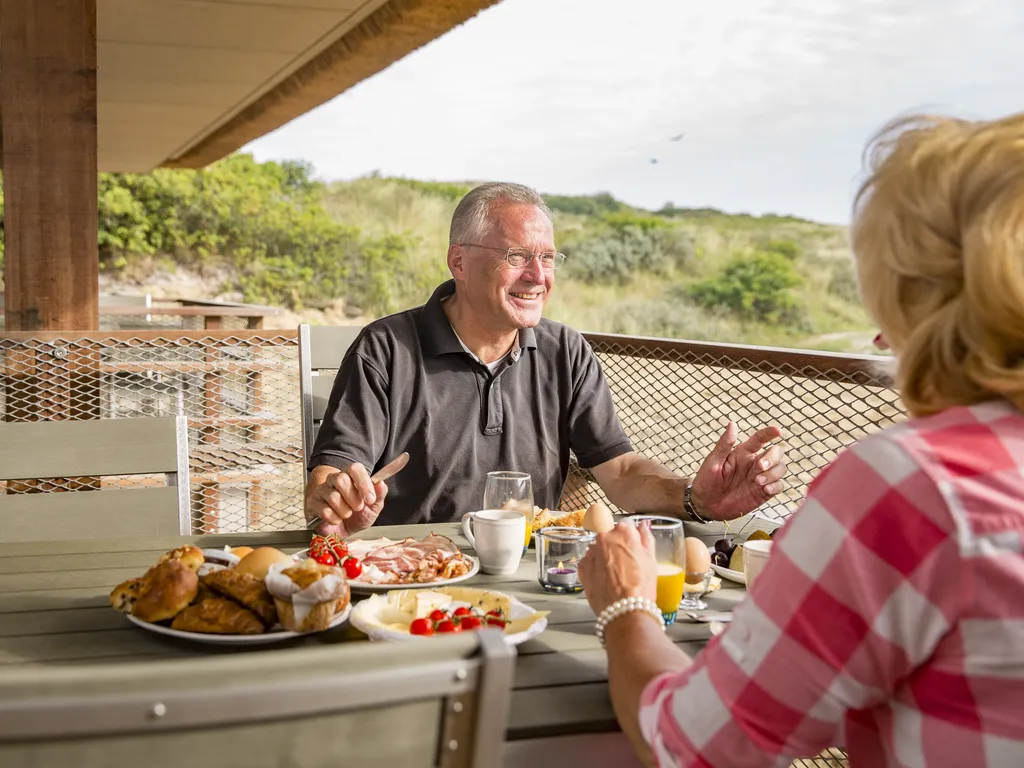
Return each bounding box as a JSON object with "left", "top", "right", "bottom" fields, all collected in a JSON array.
[{"left": 579, "top": 111, "right": 1024, "bottom": 767}]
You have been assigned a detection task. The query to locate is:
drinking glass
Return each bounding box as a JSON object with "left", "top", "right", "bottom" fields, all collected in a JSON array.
[
  {"left": 483, "top": 471, "right": 534, "bottom": 554},
  {"left": 631, "top": 515, "right": 685, "bottom": 624}
]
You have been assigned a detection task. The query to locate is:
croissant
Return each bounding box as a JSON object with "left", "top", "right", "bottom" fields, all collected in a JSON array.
[
  {"left": 200, "top": 569, "right": 277, "bottom": 628},
  {"left": 170, "top": 597, "right": 264, "bottom": 635}
]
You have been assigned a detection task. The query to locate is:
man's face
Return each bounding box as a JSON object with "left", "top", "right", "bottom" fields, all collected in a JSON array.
[{"left": 449, "top": 203, "right": 556, "bottom": 332}]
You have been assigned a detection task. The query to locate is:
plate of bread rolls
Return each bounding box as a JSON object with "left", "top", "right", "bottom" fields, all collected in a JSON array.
[{"left": 110, "top": 545, "right": 352, "bottom": 645}]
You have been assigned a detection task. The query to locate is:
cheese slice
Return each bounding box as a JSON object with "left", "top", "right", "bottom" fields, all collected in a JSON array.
[
  {"left": 413, "top": 591, "right": 453, "bottom": 619},
  {"left": 385, "top": 588, "right": 453, "bottom": 619}
]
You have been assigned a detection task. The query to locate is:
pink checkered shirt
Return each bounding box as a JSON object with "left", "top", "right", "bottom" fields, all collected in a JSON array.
[{"left": 639, "top": 399, "right": 1024, "bottom": 767}]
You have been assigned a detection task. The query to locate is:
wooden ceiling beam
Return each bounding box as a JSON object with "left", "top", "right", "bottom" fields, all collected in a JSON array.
[{"left": 164, "top": 0, "right": 500, "bottom": 169}]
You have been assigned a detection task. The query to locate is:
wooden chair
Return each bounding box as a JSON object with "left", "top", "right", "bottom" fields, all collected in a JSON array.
[
  {"left": 0, "top": 631, "right": 514, "bottom": 768},
  {"left": 298, "top": 323, "right": 363, "bottom": 480},
  {"left": 0, "top": 416, "right": 191, "bottom": 541}
]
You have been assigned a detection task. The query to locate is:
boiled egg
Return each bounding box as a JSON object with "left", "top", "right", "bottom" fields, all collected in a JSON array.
[
  {"left": 684, "top": 537, "right": 711, "bottom": 581},
  {"left": 582, "top": 502, "right": 615, "bottom": 533}
]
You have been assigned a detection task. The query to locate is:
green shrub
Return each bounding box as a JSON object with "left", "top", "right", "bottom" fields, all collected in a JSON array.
[
  {"left": 685, "top": 251, "right": 805, "bottom": 324},
  {"left": 826, "top": 258, "right": 861, "bottom": 303},
  {"left": 545, "top": 192, "right": 627, "bottom": 217},
  {"left": 562, "top": 223, "right": 694, "bottom": 284}
]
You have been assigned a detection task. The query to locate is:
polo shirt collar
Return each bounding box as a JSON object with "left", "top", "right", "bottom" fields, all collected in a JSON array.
[{"left": 417, "top": 280, "right": 539, "bottom": 358}]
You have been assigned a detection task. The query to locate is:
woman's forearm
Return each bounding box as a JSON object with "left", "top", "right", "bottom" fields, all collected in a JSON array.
[{"left": 604, "top": 612, "right": 694, "bottom": 766}]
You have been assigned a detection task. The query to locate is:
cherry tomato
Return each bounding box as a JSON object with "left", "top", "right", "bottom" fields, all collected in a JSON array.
[
  {"left": 459, "top": 616, "right": 483, "bottom": 631},
  {"left": 453, "top": 606, "right": 473, "bottom": 618},
  {"left": 343, "top": 557, "right": 363, "bottom": 579},
  {"left": 312, "top": 550, "right": 336, "bottom": 566},
  {"left": 429, "top": 609, "right": 448, "bottom": 623},
  {"left": 328, "top": 540, "right": 349, "bottom": 559},
  {"left": 486, "top": 609, "right": 505, "bottom": 619},
  {"left": 410, "top": 618, "right": 433, "bottom": 636},
  {"left": 308, "top": 536, "right": 331, "bottom": 560},
  {"left": 436, "top": 620, "right": 460, "bottom": 633},
  {"left": 485, "top": 616, "right": 507, "bottom": 629}
]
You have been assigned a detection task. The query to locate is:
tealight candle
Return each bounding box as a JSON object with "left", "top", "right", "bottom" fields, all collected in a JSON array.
[
  {"left": 535, "top": 527, "right": 594, "bottom": 594},
  {"left": 546, "top": 562, "right": 579, "bottom": 589}
]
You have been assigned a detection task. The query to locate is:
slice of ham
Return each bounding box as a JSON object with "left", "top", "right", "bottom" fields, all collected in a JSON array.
[{"left": 346, "top": 533, "right": 470, "bottom": 585}]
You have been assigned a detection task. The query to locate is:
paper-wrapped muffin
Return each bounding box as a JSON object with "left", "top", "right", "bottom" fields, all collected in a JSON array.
[{"left": 265, "top": 558, "right": 350, "bottom": 632}]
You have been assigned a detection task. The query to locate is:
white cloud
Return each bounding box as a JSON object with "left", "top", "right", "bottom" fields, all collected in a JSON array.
[{"left": 245, "top": 0, "right": 1024, "bottom": 224}]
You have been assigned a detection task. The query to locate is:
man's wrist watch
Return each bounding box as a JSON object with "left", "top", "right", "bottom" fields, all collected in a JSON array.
[{"left": 684, "top": 482, "right": 712, "bottom": 524}]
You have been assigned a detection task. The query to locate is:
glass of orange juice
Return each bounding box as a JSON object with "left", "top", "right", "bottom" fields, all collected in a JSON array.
[
  {"left": 483, "top": 471, "right": 534, "bottom": 554},
  {"left": 631, "top": 515, "right": 685, "bottom": 624}
]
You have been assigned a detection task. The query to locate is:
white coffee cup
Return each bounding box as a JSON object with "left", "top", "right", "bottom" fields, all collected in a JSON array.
[
  {"left": 742, "top": 539, "right": 773, "bottom": 589},
  {"left": 461, "top": 509, "right": 526, "bottom": 575}
]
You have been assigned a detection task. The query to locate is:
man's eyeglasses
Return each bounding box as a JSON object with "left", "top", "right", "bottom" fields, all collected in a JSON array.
[{"left": 458, "top": 243, "right": 566, "bottom": 270}]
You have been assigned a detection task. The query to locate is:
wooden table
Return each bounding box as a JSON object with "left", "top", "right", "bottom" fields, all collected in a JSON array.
[{"left": 0, "top": 522, "right": 752, "bottom": 764}]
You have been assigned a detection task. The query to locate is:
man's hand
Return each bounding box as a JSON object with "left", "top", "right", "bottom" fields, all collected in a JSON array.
[
  {"left": 691, "top": 422, "right": 787, "bottom": 521},
  {"left": 304, "top": 463, "right": 388, "bottom": 537}
]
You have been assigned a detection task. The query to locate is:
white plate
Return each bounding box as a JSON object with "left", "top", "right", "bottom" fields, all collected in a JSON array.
[
  {"left": 292, "top": 550, "right": 481, "bottom": 594},
  {"left": 126, "top": 603, "right": 352, "bottom": 646},
  {"left": 710, "top": 563, "right": 746, "bottom": 586},
  {"left": 349, "top": 593, "right": 546, "bottom": 646},
  {"left": 706, "top": 542, "right": 747, "bottom": 586}
]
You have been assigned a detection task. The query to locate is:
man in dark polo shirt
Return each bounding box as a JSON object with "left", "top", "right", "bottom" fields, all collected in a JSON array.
[{"left": 305, "top": 183, "right": 787, "bottom": 533}]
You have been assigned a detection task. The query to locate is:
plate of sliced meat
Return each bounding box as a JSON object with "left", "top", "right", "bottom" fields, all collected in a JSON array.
[{"left": 297, "top": 532, "right": 480, "bottom": 593}]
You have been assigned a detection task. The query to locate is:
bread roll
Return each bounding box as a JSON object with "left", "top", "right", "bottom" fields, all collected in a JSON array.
[
  {"left": 229, "top": 546, "right": 253, "bottom": 559},
  {"left": 157, "top": 545, "right": 204, "bottom": 572},
  {"left": 235, "top": 547, "right": 293, "bottom": 580},
  {"left": 109, "top": 577, "right": 143, "bottom": 613},
  {"left": 132, "top": 561, "right": 198, "bottom": 623}
]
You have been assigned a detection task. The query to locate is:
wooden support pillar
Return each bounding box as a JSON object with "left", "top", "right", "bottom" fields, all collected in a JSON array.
[{"left": 1, "top": 0, "right": 99, "bottom": 331}]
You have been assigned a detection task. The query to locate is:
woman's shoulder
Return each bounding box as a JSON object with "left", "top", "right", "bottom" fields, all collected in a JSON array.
[
  {"left": 887, "top": 400, "right": 1024, "bottom": 475},
  {"left": 807, "top": 400, "right": 1024, "bottom": 546}
]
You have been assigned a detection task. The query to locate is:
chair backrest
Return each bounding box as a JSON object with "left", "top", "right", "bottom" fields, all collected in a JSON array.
[
  {"left": 0, "top": 630, "right": 514, "bottom": 768},
  {"left": 298, "top": 324, "right": 363, "bottom": 477},
  {"left": 0, "top": 416, "right": 191, "bottom": 541}
]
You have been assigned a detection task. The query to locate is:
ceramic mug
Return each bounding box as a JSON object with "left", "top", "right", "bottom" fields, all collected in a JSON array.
[
  {"left": 742, "top": 539, "right": 773, "bottom": 589},
  {"left": 461, "top": 509, "right": 526, "bottom": 575}
]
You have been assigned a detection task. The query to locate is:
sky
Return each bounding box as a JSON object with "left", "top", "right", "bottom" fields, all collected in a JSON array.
[{"left": 244, "top": 0, "right": 1023, "bottom": 225}]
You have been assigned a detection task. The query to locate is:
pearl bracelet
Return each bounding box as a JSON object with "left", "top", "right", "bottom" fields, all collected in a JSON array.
[{"left": 595, "top": 596, "right": 666, "bottom": 646}]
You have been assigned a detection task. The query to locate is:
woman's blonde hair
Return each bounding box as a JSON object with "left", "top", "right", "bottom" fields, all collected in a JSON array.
[{"left": 851, "top": 111, "right": 1024, "bottom": 416}]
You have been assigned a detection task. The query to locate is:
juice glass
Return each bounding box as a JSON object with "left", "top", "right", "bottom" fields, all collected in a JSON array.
[
  {"left": 483, "top": 471, "right": 534, "bottom": 554},
  {"left": 631, "top": 515, "right": 685, "bottom": 623}
]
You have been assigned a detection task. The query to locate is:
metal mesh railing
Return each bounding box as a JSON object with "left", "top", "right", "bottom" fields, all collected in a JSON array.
[
  {"left": 561, "top": 333, "right": 907, "bottom": 521},
  {"left": 0, "top": 330, "right": 303, "bottom": 533},
  {"left": 1, "top": 327, "right": 905, "bottom": 542}
]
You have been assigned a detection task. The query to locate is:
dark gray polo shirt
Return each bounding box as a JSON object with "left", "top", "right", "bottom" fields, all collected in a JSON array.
[{"left": 308, "top": 280, "right": 632, "bottom": 525}]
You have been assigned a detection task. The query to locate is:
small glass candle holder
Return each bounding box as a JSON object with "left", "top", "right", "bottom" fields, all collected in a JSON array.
[{"left": 535, "top": 526, "right": 595, "bottom": 593}]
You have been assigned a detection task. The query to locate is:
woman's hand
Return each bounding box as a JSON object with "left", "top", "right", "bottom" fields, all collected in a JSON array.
[{"left": 578, "top": 520, "right": 659, "bottom": 616}]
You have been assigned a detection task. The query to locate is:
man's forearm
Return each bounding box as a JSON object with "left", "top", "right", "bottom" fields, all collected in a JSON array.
[
  {"left": 604, "top": 612, "right": 694, "bottom": 766},
  {"left": 601, "top": 455, "right": 690, "bottom": 518}
]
